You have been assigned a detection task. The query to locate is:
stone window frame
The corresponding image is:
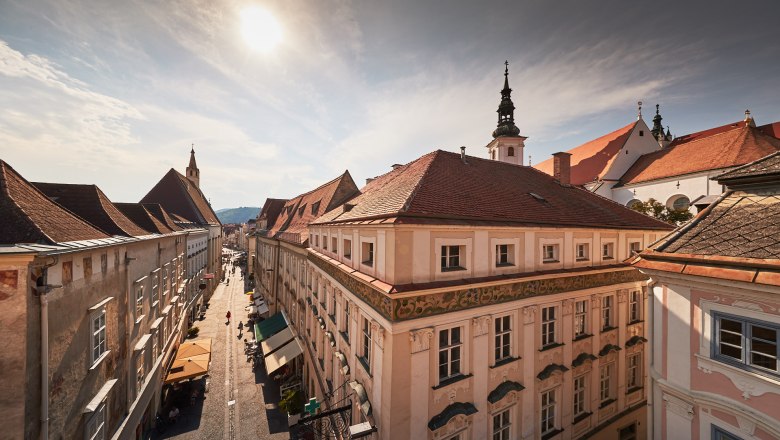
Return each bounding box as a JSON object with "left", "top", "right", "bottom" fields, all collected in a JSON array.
[
  {"left": 601, "top": 239, "right": 617, "bottom": 261},
  {"left": 626, "top": 351, "right": 642, "bottom": 390},
  {"left": 491, "top": 405, "right": 512, "bottom": 440},
  {"left": 133, "top": 276, "right": 147, "bottom": 324},
  {"left": 436, "top": 322, "right": 468, "bottom": 384},
  {"left": 628, "top": 290, "right": 642, "bottom": 323},
  {"left": 88, "top": 297, "right": 113, "bottom": 369},
  {"left": 572, "top": 372, "right": 588, "bottom": 419},
  {"left": 490, "top": 237, "right": 520, "bottom": 273},
  {"left": 434, "top": 237, "right": 472, "bottom": 281},
  {"left": 84, "top": 401, "right": 107, "bottom": 440},
  {"left": 493, "top": 314, "right": 513, "bottom": 364},
  {"left": 359, "top": 237, "right": 376, "bottom": 272},
  {"left": 538, "top": 238, "right": 564, "bottom": 269},
  {"left": 574, "top": 238, "right": 593, "bottom": 263},
  {"left": 539, "top": 386, "right": 560, "bottom": 437},
  {"left": 599, "top": 361, "right": 615, "bottom": 405},
  {"left": 540, "top": 304, "right": 559, "bottom": 349}
]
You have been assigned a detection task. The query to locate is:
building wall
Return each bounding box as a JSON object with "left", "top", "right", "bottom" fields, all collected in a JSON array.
[
  {"left": 646, "top": 272, "right": 780, "bottom": 440},
  {"left": 611, "top": 170, "right": 730, "bottom": 212},
  {"left": 599, "top": 120, "right": 660, "bottom": 182}
]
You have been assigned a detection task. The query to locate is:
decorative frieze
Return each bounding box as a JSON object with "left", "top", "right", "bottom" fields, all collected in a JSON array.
[
  {"left": 522, "top": 305, "right": 538, "bottom": 325},
  {"left": 308, "top": 251, "right": 647, "bottom": 322}
]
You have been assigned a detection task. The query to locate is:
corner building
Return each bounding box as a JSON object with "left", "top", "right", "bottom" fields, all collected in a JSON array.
[{"left": 302, "top": 147, "right": 673, "bottom": 440}]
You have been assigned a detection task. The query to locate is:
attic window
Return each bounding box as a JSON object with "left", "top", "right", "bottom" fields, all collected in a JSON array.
[
  {"left": 286, "top": 206, "right": 293, "bottom": 216},
  {"left": 639, "top": 130, "right": 644, "bottom": 136},
  {"left": 529, "top": 193, "right": 546, "bottom": 201},
  {"left": 298, "top": 204, "right": 306, "bottom": 217},
  {"left": 311, "top": 201, "right": 321, "bottom": 216}
]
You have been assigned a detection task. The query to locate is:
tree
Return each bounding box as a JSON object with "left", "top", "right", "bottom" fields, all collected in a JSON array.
[{"left": 629, "top": 198, "right": 693, "bottom": 225}]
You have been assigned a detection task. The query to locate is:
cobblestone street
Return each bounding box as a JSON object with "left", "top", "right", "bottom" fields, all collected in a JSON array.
[{"left": 154, "top": 258, "right": 289, "bottom": 440}]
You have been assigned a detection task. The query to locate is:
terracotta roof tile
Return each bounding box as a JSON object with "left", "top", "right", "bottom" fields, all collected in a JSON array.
[
  {"left": 140, "top": 169, "right": 220, "bottom": 225},
  {"left": 266, "top": 171, "right": 360, "bottom": 243},
  {"left": 314, "top": 150, "right": 672, "bottom": 231},
  {"left": 142, "top": 203, "right": 184, "bottom": 231},
  {"left": 33, "top": 182, "right": 149, "bottom": 237},
  {"left": 0, "top": 160, "right": 110, "bottom": 244},
  {"left": 535, "top": 121, "right": 636, "bottom": 185},
  {"left": 257, "top": 198, "right": 288, "bottom": 229},
  {"left": 114, "top": 203, "right": 174, "bottom": 234},
  {"left": 715, "top": 151, "right": 780, "bottom": 181},
  {"left": 620, "top": 124, "right": 780, "bottom": 185}
]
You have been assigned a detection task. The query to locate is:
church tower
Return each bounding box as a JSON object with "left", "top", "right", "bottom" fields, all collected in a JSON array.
[
  {"left": 486, "top": 61, "right": 527, "bottom": 165},
  {"left": 186, "top": 145, "right": 200, "bottom": 188}
]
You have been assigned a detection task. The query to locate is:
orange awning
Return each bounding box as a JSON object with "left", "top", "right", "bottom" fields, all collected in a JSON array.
[{"left": 165, "top": 339, "right": 212, "bottom": 384}]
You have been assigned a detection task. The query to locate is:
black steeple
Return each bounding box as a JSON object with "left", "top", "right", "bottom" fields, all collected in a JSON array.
[
  {"left": 492, "top": 61, "right": 521, "bottom": 138},
  {"left": 651, "top": 104, "right": 664, "bottom": 140}
]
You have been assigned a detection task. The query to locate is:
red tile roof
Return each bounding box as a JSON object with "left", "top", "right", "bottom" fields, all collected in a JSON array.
[
  {"left": 313, "top": 150, "right": 672, "bottom": 231},
  {"left": 140, "top": 169, "right": 220, "bottom": 225},
  {"left": 266, "top": 171, "right": 360, "bottom": 244},
  {"left": 619, "top": 124, "right": 780, "bottom": 185},
  {"left": 257, "top": 198, "right": 288, "bottom": 229},
  {"left": 534, "top": 122, "right": 637, "bottom": 185},
  {"left": 142, "top": 203, "right": 184, "bottom": 231},
  {"left": 114, "top": 203, "right": 175, "bottom": 234},
  {"left": 0, "top": 161, "right": 110, "bottom": 244},
  {"left": 33, "top": 182, "right": 149, "bottom": 237}
]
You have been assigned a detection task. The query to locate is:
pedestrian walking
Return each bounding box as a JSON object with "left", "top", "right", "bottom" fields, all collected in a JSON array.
[
  {"left": 226, "top": 311, "right": 231, "bottom": 324},
  {"left": 237, "top": 320, "right": 244, "bottom": 332}
]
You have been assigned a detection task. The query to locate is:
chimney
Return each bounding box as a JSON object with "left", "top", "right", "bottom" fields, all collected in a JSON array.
[
  {"left": 552, "top": 152, "right": 572, "bottom": 186},
  {"left": 460, "top": 146, "right": 466, "bottom": 160}
]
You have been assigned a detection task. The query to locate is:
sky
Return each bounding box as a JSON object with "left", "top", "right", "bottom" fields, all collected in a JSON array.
[{"left": 1, "top": 0, "right": 780, "bottom": 211}]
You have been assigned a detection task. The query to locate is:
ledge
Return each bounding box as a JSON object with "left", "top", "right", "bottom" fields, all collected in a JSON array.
[
  {"left": 357, "top": 355, "right": 372, "bottom": 377},
  {"left": 88, "top": 350, "right": 111, "bottom": 372},
  {"left": 495, "top": 262, "right": 515, "bottom": 268},
  {"left": 599, "top": 398, "right": 616, "bottom": 409},
  {"left": 600, "top": 326, "right": 618, "bottom": 333},
  {"left": 440, "top": 266, "right": 466, "bottom": 273},
  {"left": 626, "top": 386, "right": 643, "bottom": 395},
  {"left": 491, "top": 356, "right": 520, "bottom": 369},
  {"left": 573, "top": 333, "right": 593, "bottom": 342},
  {"left": 539, "top": 342, "right": 564, "bottom": 352},
  {"left": 542, "top": 428, "right": 563, "bottom": 440},
  {"left": 432, "top": 373, "right": 472, "bottom": 390},
  {"left": 573, "top": 411, "right": 592, "bottom": 425},
  {"left": 339, "top": 331, "right": 350, "bottom": 345}
]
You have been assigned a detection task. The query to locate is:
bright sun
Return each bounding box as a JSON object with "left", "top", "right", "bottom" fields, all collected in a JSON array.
[{"left": 240, "top": 6, "right": 282, "bottom": 52}]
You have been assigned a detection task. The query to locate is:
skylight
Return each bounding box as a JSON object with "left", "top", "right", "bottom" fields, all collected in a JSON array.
[{"left": 529, "top": 192, "right": 546, "bottom": 201}]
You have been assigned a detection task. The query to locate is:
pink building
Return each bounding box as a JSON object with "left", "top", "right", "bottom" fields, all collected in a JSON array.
[{"left": 633, "top": 151, "right": 780, "bottom": 440}]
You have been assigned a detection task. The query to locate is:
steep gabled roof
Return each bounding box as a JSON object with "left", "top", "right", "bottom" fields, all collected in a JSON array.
[
  {"left": 33, "top": 182, "right": 149, "bottom": 237},
  {"left": 142, "top": 203, "right": 183, "bottom": 231},
  {"left": 620, "top": 123, "right": 780, "bottom": 185},
  {"left": 140, "top": 168, "right": 220, "bottom": 225},
  {"left": 314, "top": 150, "right": 672, "bottom": 231},
  {"left": 534, "top": 121, "right": 637, "bottom": 185},
  {"left": 267, "top": 171, "right": 360, "bottom": 243},
  {"left": 114, "top": 203, "right": 174, "bottom": 234},
  {"left": 257, "top": 198, "right": 288, "bottom": 228},
  {"left": 0, "top": 160, "right": 109, "bottom": 244}
]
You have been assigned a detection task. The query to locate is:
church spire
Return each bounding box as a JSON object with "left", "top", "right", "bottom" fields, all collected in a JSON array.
[
  {"left": 651, "top": 104, "right": 664, "bottom": 141},
  {"left": 492, "top": 61, "right": 521, "bottom": 138},
  {"left": 186, "top": 143, "right": 200, "bottom": 188}
]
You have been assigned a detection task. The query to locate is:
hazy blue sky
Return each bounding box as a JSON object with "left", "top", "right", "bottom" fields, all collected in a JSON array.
[{"left": 1, "top": 0, "right": 779, "bottom": 210}]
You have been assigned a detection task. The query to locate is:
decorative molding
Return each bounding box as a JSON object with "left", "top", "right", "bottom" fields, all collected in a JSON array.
[
  {"left": 410, "top": 327, "right": 434, "bottom": 354},
  {"left": 617, "top": 289, "right": 628, "bottom": 303},
  {"left": 696, "top": 354, "right": 780, "bottom": 400},
  {"left": 591, "top": 294, "right": 600, "bottom": 309},
  {"left": 736, "top": 415, "right": 757, "bottom": 436},
  {"left": 308, "top": 251, "right": 648, "bottom": 322},
  {"left": 663, "top": 393, "right": 694, "bottom": 421},
  {"left": 371, "top": 320, "right": 385, "bottom": 350},
  {"left": 562, "top": 299, "right": 574, "bottom": 316},
  {"left": 472, "top": 315, "right": 491, "bottom": 337},
  {"left": 522, "top": 305, "right": 538, "bottom": 325}
]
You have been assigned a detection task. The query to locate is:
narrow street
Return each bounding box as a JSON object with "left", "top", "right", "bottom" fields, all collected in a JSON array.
[{"left": 154, "top": 253, "right": 289, "bottom": 440}]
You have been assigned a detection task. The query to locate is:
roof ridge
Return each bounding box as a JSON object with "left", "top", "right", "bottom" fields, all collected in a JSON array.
[
  {"left": 399, "top": 150, "right": 442, "bottom": 213},
  {"left": 294, "top": 170, "right": 351, "bottom": 199}
]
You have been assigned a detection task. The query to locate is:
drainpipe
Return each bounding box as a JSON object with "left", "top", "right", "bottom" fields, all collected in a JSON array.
[
  {"left": 33, "top": 257, "right": 58, "bottom": 440},
  {"left": 40, "top": 292, "right": 49, "bottom": 440},
  {"left": 647, "top": 279, "right": 657, "bottom": 440}
]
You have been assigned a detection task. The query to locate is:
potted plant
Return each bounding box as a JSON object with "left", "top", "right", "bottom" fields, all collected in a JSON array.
[
  {"left": 187, "top": 326, "right": 200, "bottom": 338},
  {"left": 278, "top": 389, "right": 304, "bottom": 426}
]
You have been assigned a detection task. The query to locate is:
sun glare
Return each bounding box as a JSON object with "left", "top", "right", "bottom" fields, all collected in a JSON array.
[{"left": 240, "top": 6, "right": 282, "bottom": 52}]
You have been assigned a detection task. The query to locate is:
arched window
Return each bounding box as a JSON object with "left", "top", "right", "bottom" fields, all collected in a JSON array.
[
  {"left": 626, "top": 199, "right": 642, "bottom": 209},
  {"left": 667, "top": 195, "right": 690, "bottom": 212},
  {"left": 508, "top": 147, "right": 515, "bottom": 157}
]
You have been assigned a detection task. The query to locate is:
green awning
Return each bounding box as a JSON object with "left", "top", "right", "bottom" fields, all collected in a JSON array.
[{"left": 255, "top": 312, "right": 289, "bottom": 341}]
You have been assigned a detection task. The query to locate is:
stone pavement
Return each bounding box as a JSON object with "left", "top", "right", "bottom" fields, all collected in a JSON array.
[{"left": 153, "top": 258, "right": 289, "bottom": 440}]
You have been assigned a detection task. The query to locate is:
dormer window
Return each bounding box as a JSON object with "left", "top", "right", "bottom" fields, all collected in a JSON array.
[{"left": 311, "top": 201, "right": 321, "bottom": 216}]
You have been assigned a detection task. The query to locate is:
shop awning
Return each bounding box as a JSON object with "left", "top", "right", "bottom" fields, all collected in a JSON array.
[
  {"left": 264, "top": 338, "right": 304, "bottom": 373},
  {"left": 260, "top": 326, "right": 294, "bottom": 355},
  {"left": 254, "top": 301, "right": 269, "bottom": 315},
  {"left": 164, "top": 338, "right": 212, "bottom": 384},
  {"left": 255, "top": 312, "right": 289, "bottom": 341},
  {"left": 349, "top": 381, "right": 372, "bottom": 417},
  {"left": 203, "top": 273, "right": 215, "bottom": 279},
  {"left": 335, "top": 351, "right": 349, "bottom": 376}
]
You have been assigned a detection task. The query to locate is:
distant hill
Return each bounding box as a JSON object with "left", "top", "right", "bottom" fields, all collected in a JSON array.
[{"left": 216, "top": 207, "right": 260, "bottom": 224}]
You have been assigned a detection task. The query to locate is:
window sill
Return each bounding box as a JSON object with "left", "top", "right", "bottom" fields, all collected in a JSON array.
[
  {"left": 628, "top": 320, "right": 644, "bottom": 326},
  {"left": 573, "top": 333, "right": 592, "bottom": 342},
  {"left": 151, "top": 300, "right": 159, "bottom": 309},
  {"left": 491, "top": 356, "right": 520, "bottom": 369},
  {"left": 600, "top": 326, "right": 617, "bottom": 333},
  {"left": 344, "top": 256, "right": 351, "bottom": 261},
  {"left": 135, "top": 315, "right": 145, "bottom": 325},
  {"left": 599, "top": 398, "right": 616, "bottom": 409},
  {"left": 542, "top": 428, "right": 563, "bottom": 440},
  {"left": 432, "top": 373, "right": 472, "bottom": 390},
  {"left": 328, "top": 314, "right": 336, "bottom": 325},
  {"left": 89, "top": 350, "right": 111, "bottom": 372},
  {"left": 602, "top": 257, "right": 614, "bottom": 261},
  {"left": 575, "top": 257, "right": 590, "bottom": 262},
  {"left": 339, "top": 331, "right": 350, "bottom": 345},
  {"left": 440, "top": 266, "right": 466, "bottom": 273},
  {"left": 357, "top": 356, "right": 372, "bottom": 377},
  {"left": 542, "top": 259, "right": 560, "bottom": 264},
  {"left": 361, "top": 261, "right": 374, "bottom": 268},
  {"left": 573, "top": 411, "right": 592, "bottom": 425},
  {"left": 626, "top": 386, "right": 643, "bottom": 395},
  {"left": 539, "top": 342, "right": 564, "bottom": 352},
  {"left": 495, "top": 262, "right": 514, "bottom": 268}
]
